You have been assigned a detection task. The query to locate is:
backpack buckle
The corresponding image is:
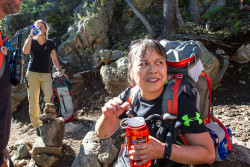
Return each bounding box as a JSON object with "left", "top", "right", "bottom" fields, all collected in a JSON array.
[{"left": 176, "top": 74, "right": 183, "bottom": 78}]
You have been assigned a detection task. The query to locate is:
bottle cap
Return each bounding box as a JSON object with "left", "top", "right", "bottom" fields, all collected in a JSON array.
[
  {"left": 30, "top": 25, "right": 35, "bottom": 29},
  {"left": 127, "top": 117, "right": 145, "bottom": 127}
]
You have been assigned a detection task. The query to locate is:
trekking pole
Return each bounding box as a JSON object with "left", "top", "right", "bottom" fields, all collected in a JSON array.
[
  {"left": 154, "top": 113, "right": 177, "bottom": 167},
  {"left": 172, "top": 121, "right": 182, "bottom": 143}
]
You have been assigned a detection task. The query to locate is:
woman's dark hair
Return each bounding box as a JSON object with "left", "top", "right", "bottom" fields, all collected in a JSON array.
[{"left": 127, "top": 38, "right": 166, "bottom": 83}]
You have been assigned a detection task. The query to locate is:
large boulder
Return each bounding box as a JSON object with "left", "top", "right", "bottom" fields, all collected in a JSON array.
[
  {"left": 72, "top": 124, "right": 118, "bottom": 167},
  {"left": 57, "top": 0, "right": 116, "bottom": 70},
  {"left": 100, "top": 56, "right": 129, "bottom": 96}
]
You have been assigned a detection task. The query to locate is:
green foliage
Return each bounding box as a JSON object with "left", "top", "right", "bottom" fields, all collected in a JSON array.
[
  {"left": 100, "top": 0, "right": 105, "bottom": 6},
  {"left": 77, "top": 0, "right": 104, "bottom": 21},
  {"left": 117, "top": 42, "right": 123, "bottom": 50},
  {"left": 47, "top": 14, "right": 63, "bottom": 27},
  {"left": 207, "top": 6, "right": 225, "bottom": 18},
  {"left": 182, "top": 12, "right": 191, "bottom": 22},
  {"left": 201, "top": 14, "right": 209, "bottom": 20},
  {"left": 178, "top": 0, "right": 188, "bottom": 8},
  {"left": 32, "top": 2, "right": 52, "bottom": 14},
  {"left": 20, "top": 0, "right": 36, "bottom": 15},
  {"left": 234, "top": 20, "right": 241, "bottom": 31},
  {"left": 59, "top": 2, "right": 70, "bottom": 13},
  {"left": 0, "top": 17, "right": 7, "bottom": 32}
]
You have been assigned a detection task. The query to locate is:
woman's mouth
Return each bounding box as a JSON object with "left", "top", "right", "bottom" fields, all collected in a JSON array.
[{"left": 147, "top": 78, "right": 159, "bottom": 83}]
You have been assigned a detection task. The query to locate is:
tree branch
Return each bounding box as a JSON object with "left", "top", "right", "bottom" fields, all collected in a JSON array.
[{"left": 125, "top": 0, "right": 156, "bottom": 37}]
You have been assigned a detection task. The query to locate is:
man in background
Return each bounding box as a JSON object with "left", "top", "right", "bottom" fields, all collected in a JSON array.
[{"left": 0, "top": 0, "right": 22, "bottom": 166}]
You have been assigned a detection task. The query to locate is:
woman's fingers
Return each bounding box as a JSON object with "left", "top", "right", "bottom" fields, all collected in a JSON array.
[
  {"left": 129, "top": 147, "right": 150, "bottom": 166},
  {"left": 102, "top": 98, "right": 129, "bottom": 117}
]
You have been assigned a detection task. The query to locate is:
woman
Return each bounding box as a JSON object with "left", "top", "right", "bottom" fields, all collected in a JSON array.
[
  {"left": 95, "top": 38, "right": 215, "bottom": 166},
  {"left": 23, "top": 20, "right": 63, "bottom": 136}
]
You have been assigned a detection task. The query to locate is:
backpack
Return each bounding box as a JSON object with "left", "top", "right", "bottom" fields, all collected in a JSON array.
[
  {"left": 0, "top": 32, "right": 23, "bottom": 86},
  {"left": 125, "top": 40, "right": 232, "bottom": 163},
  {"left": 50, "top": 72, "right": 74, "bottom": 123}
]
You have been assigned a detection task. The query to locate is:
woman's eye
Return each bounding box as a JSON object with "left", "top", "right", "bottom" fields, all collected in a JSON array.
[
  {"left": 139, "top": 62, "right": 148, "bottom": 66},
  {"left": 156, "top": 61, "right": 163, "bottom": 64}
]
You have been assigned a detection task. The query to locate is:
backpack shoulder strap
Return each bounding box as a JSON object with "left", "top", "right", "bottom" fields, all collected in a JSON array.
[
  {"left": 125, "top": 84, "right": 140, "bottom": 117},
  {"left": 0, "top": 52, "right": 6, "bottom": 79},
  {"left": 200, "top": 71, "right": 212, "bottom": 123},
  {"left": 162, "top": 74, "right": 185, "bottom": 116},
  {"left": 0, "top": 32, "right": 10, "bottom": 79}
]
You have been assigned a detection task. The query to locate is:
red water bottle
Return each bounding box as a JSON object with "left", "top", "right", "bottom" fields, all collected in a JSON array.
[{"left": 121, "top": 117, "right": 151, "bottom": 167}]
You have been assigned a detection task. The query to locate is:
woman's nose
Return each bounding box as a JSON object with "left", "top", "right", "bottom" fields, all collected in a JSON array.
[{"left": 148, "top": 64, "right": 157, "bottom": 73}]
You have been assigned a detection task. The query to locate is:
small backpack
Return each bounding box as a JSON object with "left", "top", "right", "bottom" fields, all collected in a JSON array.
[
  {"left": 0, "top": 32, "right": 23, "bottom": 86},
  {"left": 125, "top": 40, "right": 232, "bottom": 163},
  {"left": 50, "top": 73, "right": 74, "bottom": 123}
]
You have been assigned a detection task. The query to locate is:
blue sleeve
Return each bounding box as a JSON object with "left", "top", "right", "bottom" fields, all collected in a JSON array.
[{"left": 178, "top": 93, "right": 208, "bottom": 134}]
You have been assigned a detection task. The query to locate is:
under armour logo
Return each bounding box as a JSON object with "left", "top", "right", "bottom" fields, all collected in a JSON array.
[{"left": 182, "top": 112, "right": 202, "bottom": 126}]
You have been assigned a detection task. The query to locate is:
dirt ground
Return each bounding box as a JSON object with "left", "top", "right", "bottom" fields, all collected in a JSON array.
[{"left": 8, "top": 62, "right": 249, "bottom": 167}]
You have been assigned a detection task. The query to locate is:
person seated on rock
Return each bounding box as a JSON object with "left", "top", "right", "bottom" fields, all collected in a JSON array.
[{"left": 95, "top": 38, "right": 215, "bottom": 167}]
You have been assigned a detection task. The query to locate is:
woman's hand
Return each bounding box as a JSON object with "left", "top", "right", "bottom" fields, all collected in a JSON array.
[
  {"left": 128, "top": 136, "right": 165, "bottom": 166},
  {"left": 102, "top": 97, "right": 130, "bottom": 119},
  {"left": 95, "top": 97, "right": 130, "bottom": 139},
  {"left": 57, "top": 71, "right": 68, "bottom": 78}
]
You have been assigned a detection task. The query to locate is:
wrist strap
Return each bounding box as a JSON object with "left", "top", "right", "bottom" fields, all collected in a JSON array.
[
  {"left": 163, "top": 131, "right": 172, "bottom": 159},
  {"left": 163, "top": 142, "right": 172, "bottom": 159}
]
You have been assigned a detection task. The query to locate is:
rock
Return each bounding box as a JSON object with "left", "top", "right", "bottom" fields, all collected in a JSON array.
[
  {"left": 39, "top": 113, "right": 57, "bottom": 123},
  {"left": 72, "top": 124, "right": 118, "bottom": 167},
  {"left": 43, "top": 103, "right": 55, "bottom": 114},
  {"left": 11, "top": 83, "right": 27, "bottom": 113},
  {"left": 216, "top": 48, "right": 225, "bottom": 55},
  {"left": 111, "top": 50, "right": 124, "bottom": 62},
  {"left": 33, "top": 154, "right": 59, "bottom": 167},
  {"left": 15, "top": 141, "right": 29, "bottom": 159},
  {"left": 99, "top": 49, "right": 112, "bottom": 65},
  {"left": 27, "top": 159, "right": 37, "bottom": 167},
  {"left": 65, "top": 122, "right": 84, "bottom": 133},
  {"left": 99, "top": 49, "right": 124, "bottom": 65},
  {"left": 15, "top": 159, "right": 27, "bottom": 167},
  {"left": 97, "top": 138, "right": 119, "bottom": 166},
  {"left": 30, "top": 137, "right": 62, "bottom": 156},
  {"left": 57, "top": 0, "right": 116, "bottom": 70},
  {"left": 230, "top": 43, "right": 250, "bottom": 64},
  {"left": 39, "top": 118, "right": 65, "bottom": 147},
  {"left": 100, "top": 56, "right": 129, "bottom": 96}
]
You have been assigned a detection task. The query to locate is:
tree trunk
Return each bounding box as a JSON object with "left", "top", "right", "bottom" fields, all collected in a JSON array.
[
  {"left": 124, "top": 0, "right": 155, "bottom": 37},
  {"left": 175, "top": 0, "right": 185, "bottom": 28},
  {"left": 162, "top": 0, "right": 176, "bottom": 39},
  {"left": 190, "top": 0, "right": 201, "bottom": 24}
]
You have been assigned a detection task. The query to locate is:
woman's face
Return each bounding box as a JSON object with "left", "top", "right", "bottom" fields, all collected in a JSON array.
[
  {"left": 35, "top": 22, "right": 47, "bottom": 36},
  {"left": 131, "top": 48, "right": 167, "bottom": 100}
]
